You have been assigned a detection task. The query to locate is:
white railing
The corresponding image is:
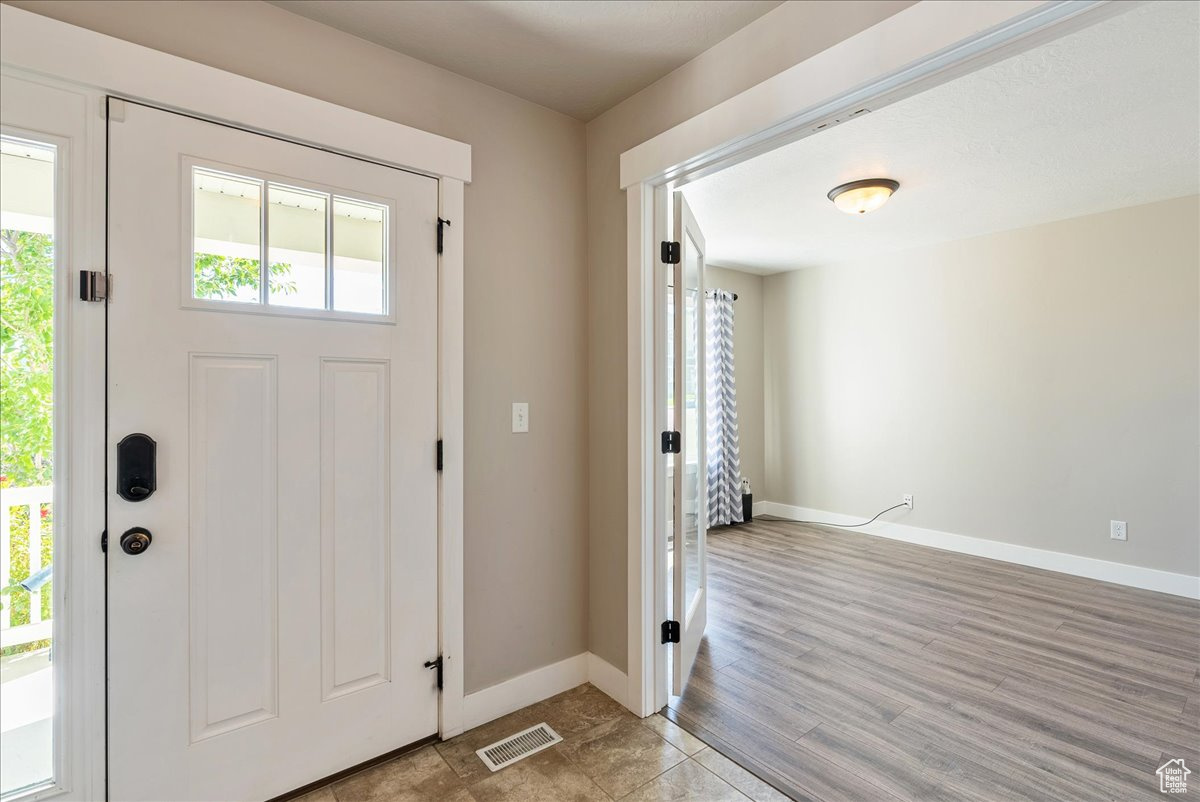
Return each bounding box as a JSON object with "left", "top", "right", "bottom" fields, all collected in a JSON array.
[{"left": 1, "top": 485, "right": 53, "bottom": 649}]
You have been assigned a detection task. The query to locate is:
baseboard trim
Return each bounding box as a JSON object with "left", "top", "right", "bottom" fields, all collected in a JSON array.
[
  {"left": 587, "top": 652, "right": 629, "bottom": 709},
  {"left": 462, "top": 652, "right": 630, "bottom": 731},
  {"left": 754, "top": 501, "right": 1200, "bottom": 600}
]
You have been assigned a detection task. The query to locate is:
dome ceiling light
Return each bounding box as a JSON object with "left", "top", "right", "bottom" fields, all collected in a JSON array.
[{"left": 827, "top": 178, "right": 900, "bottom": 215}]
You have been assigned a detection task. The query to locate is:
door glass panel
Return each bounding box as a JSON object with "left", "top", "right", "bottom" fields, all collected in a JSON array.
[
  {"left": 665, "top": 273, "right": 676, "bottom": 634},
  {"left": 192, "top": 168, "right": 263, "bottom": 303},
  {"left": 332, "top": 198, "right": 386, "bottom": 315},
  {"left": 681, "top": 229, "right": 702, "bottom": 623},
  {"left": 0, "top": 135, "right": 57, "bottom": 797},
  {"left": 268, "top": 185, "right": 327, "bottom": 309}
]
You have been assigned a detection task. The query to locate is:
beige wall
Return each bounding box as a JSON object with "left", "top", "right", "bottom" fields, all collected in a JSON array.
[
  {"left": 706, "top": 266, "right": 766, "bottom": 498},
  {"left": 6, "top": 0, "right": 589, "bottom": 693},
  {"left": 761, "top": 197, "right": 1200, "bottom": 575},
  {"left": 584, "top": 0, "right": 914, "bottom": 669}
]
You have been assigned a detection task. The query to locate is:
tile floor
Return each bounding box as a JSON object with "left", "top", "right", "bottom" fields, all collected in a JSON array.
[{"left": 297, "top": 684, "right": 788, "bottom": 801}]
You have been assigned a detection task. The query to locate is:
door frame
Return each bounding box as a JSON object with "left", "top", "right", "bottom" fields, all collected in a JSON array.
[
  {"left": 0, "top": 9, "right": 472, "bottom": 800},
  {"left": 619, "top": 0, "right": 1129, "bottom": 716}
]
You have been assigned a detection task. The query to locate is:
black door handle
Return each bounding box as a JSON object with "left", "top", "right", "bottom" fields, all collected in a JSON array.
[{"left": 120, "top": 527, "right": 152, "bottom": 555}]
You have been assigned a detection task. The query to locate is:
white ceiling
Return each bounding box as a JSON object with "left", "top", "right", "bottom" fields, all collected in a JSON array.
[
  {"left": 267, "top": 0, "right": 781, "bottom": 121},
  {"left": 682, "top": 2, "right": 1200, "bottom": 275}
]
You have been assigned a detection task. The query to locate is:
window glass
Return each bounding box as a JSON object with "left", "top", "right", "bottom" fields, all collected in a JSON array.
[
  {"left": 189, "top": 166, "right": 390, "bottom": 318},
  {"left": 332, "top": 198, "right": 386, "bottom": 315},
  {"left": 192, "top": 169, "right": 262, "bottom": 303},
  {"left": 267, "top": 185, "right": 327, "bottom": 309},
  {"left": 1, "top": 135, "right": 58, "bottom": 797}
]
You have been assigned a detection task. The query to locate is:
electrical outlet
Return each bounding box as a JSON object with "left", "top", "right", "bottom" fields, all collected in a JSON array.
[
  {"left": 512, "top": 402, "right": 529, "bottom": 433},
  {"left": 1110, "top": 520, "right": 1127, "bottom": 541},
  {"left": 903, "top": 494, "right": 913, "bottom": 509}
]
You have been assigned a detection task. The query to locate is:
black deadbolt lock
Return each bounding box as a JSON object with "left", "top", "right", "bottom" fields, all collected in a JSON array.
[
  {"left": 120, "top": 526, "right": 152, "bottom": 555},
  {"left": 117, "top": 433, "right": 156, "bottom": 502}
]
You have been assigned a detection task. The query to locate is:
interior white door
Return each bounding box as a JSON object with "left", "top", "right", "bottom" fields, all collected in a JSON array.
[
  {"left": 106, "top": 101, "right": 439, "bottom": 802},
  {"left": 671, "top": 191, "right": 707, "bottom": 694}
]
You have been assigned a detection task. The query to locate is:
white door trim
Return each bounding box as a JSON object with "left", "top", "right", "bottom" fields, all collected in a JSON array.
[
  {"left": 0, "top": 0, "right": 471, "bottom": 768},
  {"left": 619, "top": 0, "right": 1127, "bottom": 716}
]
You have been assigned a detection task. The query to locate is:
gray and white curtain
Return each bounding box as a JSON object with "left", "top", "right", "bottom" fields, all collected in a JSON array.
[{"left": 706, "top": 290, "right": 743, "bottom": 526}]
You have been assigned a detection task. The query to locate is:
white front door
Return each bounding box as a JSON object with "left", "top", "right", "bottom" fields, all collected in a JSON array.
[
  {"left": 106, "top": 101, "right": 440, "bottom": 802},
  {"left": 671, "top": 192, "right": 707, "bottom": 694}
]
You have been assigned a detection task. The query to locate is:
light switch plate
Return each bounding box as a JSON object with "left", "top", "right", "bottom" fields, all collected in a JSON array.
[{"left": 512, "top": 402, "right": 529, "bottom": 433}]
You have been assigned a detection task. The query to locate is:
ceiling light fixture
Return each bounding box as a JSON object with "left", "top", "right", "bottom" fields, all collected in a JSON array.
[{"left": 827, "top": 178, "right": 899, "bottom": 215}]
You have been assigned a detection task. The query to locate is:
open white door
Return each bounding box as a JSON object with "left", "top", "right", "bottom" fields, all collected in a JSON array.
[
  {"left": 671, "top": 191, "right": 707, "bottom": 694},
  {"left": 106, "top": 101, "right": 439, "bottom": 801}
]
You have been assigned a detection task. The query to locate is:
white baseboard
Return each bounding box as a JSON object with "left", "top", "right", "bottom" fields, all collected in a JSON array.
[
  {"left": 461, "top": 652, "right": 630, "bottom": 731},
  {"left": 753, "top": 501, "right": 1200, "bottom": 600},
  {"left": 586, "top": 653, "right": 629, "bottom": 709}
]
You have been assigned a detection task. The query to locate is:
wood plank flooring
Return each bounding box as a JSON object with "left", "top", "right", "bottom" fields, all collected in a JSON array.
[{"left": 665, "top": 517, "right": 1200, "bottom": 801}]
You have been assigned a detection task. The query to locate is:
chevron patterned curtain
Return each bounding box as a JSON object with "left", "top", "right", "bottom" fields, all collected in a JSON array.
[{"left": 706, "top": 290, "right": 743, "bottom": 527}]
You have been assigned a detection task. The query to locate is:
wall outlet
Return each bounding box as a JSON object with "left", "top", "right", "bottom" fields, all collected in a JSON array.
[
  {"left": 903, "top": 494, "right": 913, "bottom": 510},
  {"left": 1110, "top": 520, "right": 1127, "bottom": 541},
  {"left": 512, "top": 402, "right": 529, "bottom": 433}
]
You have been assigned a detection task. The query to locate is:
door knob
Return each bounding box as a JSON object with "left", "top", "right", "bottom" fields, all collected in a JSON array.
[{"left": 120, "top": 526, "right": 152, "bottom": 555}]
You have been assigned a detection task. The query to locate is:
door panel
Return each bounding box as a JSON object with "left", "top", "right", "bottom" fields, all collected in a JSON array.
[
  {"left": 671, "top": 192, "right": 707, "bottom": 694},
  {"left": 107, "top": 102, "right": 438, "bottom": 802},
  {"left": 187, "top": 354, "right": 279, "bottom": 742},
  {"left": 320, "top": 358, "right": 392, "bottom": 700}
]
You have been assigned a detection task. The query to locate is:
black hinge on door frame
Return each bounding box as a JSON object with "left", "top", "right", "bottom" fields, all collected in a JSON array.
[
  {"left": 437, "top": 217, "right": 451, "bottom": 254},
  {"left": 436, "top": 439, "right": 444, "bottom": 472},
  {"left": 661, "top": 240, "right": 680, "bottom": 264},
  {"left": 424, "top": 656, "right": 444, "bottom": 690},
  {"left": 661, "top": 431, "right": 681, "bottom": 454},
  {"left": 100, "top": 530, "right": 107, "bottom": 553},
  {"left": 79, "top": 270, "right": 110, "bottom": 302},
  {"left": 661, "top": 620, "right": 681, "bottom": 644}
]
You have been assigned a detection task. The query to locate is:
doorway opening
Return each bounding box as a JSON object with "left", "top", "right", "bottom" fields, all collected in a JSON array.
[{"left": 636, "top": 2, "right": 1200, "bottom": 799}]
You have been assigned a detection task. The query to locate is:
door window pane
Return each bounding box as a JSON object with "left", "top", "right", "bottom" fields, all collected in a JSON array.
[
  {"left": 1, "top": 135, "right": 57, "bottom": 798},
  {"left": 681, "top": 230, "right": 702, "bottom": 624},
  {"left": 193, "top": 168, "right": 263, "bottom": 303},
  {"left": 268, "top": 185, "right": 327, "bottom": 309},
  {"left": 332, "top": 198, "right": 386, "bottom": 315},
  {"left": 189, "top": 165, "right": 391, "bottom": 319}
]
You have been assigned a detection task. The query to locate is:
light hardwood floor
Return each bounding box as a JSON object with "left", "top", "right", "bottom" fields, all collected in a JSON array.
[{"left": 666, "top": 517, "right": 1200, "bottom": 801}]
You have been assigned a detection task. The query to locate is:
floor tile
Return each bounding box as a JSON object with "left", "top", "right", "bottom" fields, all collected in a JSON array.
[
  {"left": 643, "top": 714, "right": 707, "bottom": 755},
  {"left": 620, "top": 759, "right": 750, "bottom": 801},
  {"left": 331, "top": 746, "right": 467, "bottom": 802},
  {"left": 692, "top": 747, "right": 792, "bottom": 802},
  {"left": 530, "top": 683, "right": 635, "bottom": 739},
  {"left": 466, "top": 749, "right": 610, "bottom": 802},
  {"left": 558, "top": 716, "right": 688, "bottom": 799}
]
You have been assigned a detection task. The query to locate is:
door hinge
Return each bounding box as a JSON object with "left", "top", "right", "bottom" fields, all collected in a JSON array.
[
  {"left": 661, "top": 431, "right": 681, "bottom": 454},
  {"left": 424, "top": 655, "right": 444, "bottom": 690},
  {"left": 661, "top": 620, "right": 681, "bottom": 644},
  {"left": 437, "top": 217, "right": 451, "bottom": 255},
  {"left": 100, "top": 530, "right": 108, "bottom": 553},
  {"left": 79, "top": 270, "right": 111, "bottom": 302},
  {"left": 661, "top": 240, "right": 680, "bottom": 264},
  {"left": 436, "top": 439, "right": 443, "bottom": 472}
]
